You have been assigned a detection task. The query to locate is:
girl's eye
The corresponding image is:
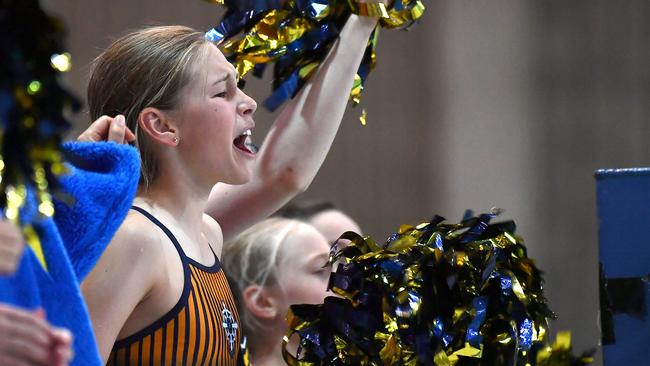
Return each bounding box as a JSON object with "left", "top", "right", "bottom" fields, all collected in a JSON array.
[
  {"left": 314, "top": 268, "right": 330, "bottom": 277},
  {"left": 212, "top": 91, "right": 228, "bottom": 98}
]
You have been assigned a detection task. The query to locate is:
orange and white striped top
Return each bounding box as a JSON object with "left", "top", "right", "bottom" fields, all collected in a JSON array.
[{"left": 107, "top": 206, "right": 241, "bottom": 366}]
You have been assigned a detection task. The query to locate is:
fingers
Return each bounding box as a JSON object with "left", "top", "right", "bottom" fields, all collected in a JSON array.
[
  {"left": 0, "top": 305, "right": 52, "bottom": 365},
  {"left": 2, "top": 337, "right": 50, "bottom": 365},
  {"left": 0, "top": 222, "right": 25, "bottom": 275},
  {"left": 0, "top": 304, "right": 51, "bottom": 345},
  {"left": 114, "top": 115, "right": 136, "bottom": 143},
  {"left": 0, "top": 248, "right": 23, "bottom": 275},
  {"left": 106, "top": 115, "right": 136, "bottom": 144},
  {"left": 0, "top": 306, "right": 75, "bottom": 365},
  {"left": 123, "top": 117, "right": 136, "bottom": 143},
  {"left": 77, "top": 115, "right": 135, "bottom": 144},
  {"left": 51, "top": 328, "right": 73, "bottom": 366},
  {"left": 33, "top": 308, "right": 45, "bottom": 320},
  {"left": 77, "top": 115, "right": 112, "bottom": 142},
  {"left": 106, "top": 115, "right": 126, "bottom": 143},
  {"left": 51, "top": 328, "right": 72, "bottom": 345},
  {"left": 52, "top": 345, "right": 74, "bottom": 366},
  {"left": 0, "top": 221, "right": 24, "bottom": 241}
]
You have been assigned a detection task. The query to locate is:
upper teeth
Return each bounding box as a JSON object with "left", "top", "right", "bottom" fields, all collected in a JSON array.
[{"left": 242, "top": 130, "right": 251, "bottom": 136}]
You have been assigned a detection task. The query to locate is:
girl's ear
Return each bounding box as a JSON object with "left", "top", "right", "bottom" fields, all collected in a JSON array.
[
  {"left": 138, "top": 107, "right": 179, "bottom": 146},
  {"left": 242, "top": 285, "right": 279, "bottom": 320}
]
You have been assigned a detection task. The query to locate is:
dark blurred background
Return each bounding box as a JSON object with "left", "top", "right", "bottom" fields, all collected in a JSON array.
[{"left": 46, "top": 1, "right": 650, "bottom": 364}]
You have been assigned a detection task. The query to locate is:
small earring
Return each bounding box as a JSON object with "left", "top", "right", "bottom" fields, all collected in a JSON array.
[{"left": 173, "top": 137, "right": 179, "bottom": 144}]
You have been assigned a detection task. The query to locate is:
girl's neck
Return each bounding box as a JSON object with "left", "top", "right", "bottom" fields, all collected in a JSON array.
[
  {"left": 136, "top": 170, "right": 212, "bottom": 233},
  {"left": 251, "top": 339, "right": 286, "bottom": 366},
  {"left": 251, "top": 327, "right": 298, "bottom": 366}
]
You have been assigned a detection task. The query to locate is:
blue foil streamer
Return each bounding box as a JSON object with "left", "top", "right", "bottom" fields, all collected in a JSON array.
[
  {"left": 225, "top": 0, "right": 283, "bottom": 12},
  {"left": 461, "top": 213, "right": 495, "bottom": 244},
  {"left": 434, "top": 233, "right": 443, "bottom": 251},
  {"left": 518, "top": 318, "right": 533, "bottom": 351},
  {"left": 432, "top": 317, "right": 453, "bottom": 347},
  {"left": 500, "top": 275, "right": 513, "bottom": 296},
  {"left": 395, "top": 291, "right": 421, "bottom": 318},
  {"left": 264, "top": 69, "right": 299, "bottom": 111},
  {"left": 205, "top": 10, "right": 263, "bottom": 44},
  {"left": 466, "top": 296, "right": 488, "bottom": 347},
  {"left": 296, "top": 0, "right": 330, "bottom": 19}
]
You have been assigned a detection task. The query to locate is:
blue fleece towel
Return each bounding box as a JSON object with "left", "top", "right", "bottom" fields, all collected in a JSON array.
[{"left": 0, "top": 141, "right": 140, "bottom": 366}]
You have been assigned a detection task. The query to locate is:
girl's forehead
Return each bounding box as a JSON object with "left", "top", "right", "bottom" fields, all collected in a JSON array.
[
  {"left": 280, "top": 226, "right": 330, "bottom": 259},
  {"left": 202, "top": 44, "right": 235, "bottom": 75},
  {"left": 183, "top": 48, "right": 235, "bottom": 96}
]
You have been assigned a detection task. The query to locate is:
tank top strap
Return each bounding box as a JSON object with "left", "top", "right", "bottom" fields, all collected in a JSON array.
[{"left": 130, "top": 205, "right": 188, "bottom": 261}]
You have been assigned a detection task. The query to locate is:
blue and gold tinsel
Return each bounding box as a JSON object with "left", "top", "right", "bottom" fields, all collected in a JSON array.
[
  {"left": 282, "top": 210, "right": 594, "bottom": 365},
  {"left": 205, "top": 0, "right": 425, "bottom": 114},
  {"left": 0, "top": 0, "right": 79, "bottom": 270}
]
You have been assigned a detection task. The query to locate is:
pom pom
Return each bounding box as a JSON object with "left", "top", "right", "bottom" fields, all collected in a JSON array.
[
  {"left": 0, "top": 0, "right": 80, "bottom": 270},
  {"left": 204, "top": 0, "right": 425, "bottom": 115},
  {"left": 282, "top": 210, "right": 594, "bottom": 365}
]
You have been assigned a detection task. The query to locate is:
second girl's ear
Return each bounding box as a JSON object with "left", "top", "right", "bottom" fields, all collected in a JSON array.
[
  {"left": 138, "top": 107, "right": 179, "bottom": 146},
  {"left": 242, "top": 285, "right": 278, "bottom": 320}
]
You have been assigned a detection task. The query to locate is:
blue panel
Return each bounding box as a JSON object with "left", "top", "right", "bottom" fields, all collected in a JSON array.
[{"left": 595, "top": 168, "right": 650, "bottom": 365}]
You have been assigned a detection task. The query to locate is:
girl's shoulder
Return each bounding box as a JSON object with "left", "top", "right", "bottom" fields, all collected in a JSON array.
[
  {"left": 121, "top": 210, "right": 166, "bottom": 241},
  {"left": 105, "top": 211, "right": 168, "bottom": 268},
  {"left": 202, "top": 213, "right": 224, "bottom": 257}
]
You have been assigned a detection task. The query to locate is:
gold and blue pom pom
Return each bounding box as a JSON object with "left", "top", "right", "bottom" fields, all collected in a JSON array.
[
  {"left": 204, "top": 0, "right": 425, "bottom": 119},
  {"left": 282, "top": 210, "right": 594, "bottom": 365},
  {"left": 1, "top": 0, "right": 79, "bottom": 271}
]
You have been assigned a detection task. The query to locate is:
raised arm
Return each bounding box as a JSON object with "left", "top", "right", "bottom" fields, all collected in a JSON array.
[{"left": 206, "top": 13, "right": 380, "bottom": 241}]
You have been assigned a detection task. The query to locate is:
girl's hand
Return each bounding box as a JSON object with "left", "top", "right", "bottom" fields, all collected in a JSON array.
[
  {"left": 0, "top": 221, "right": 24, "bottom": 275},
  {"left": 77, "top": 115, "right": 135, "bottom": 144},
  {"left": 0, "top": 305, "right": 73, "bottom": 366}
]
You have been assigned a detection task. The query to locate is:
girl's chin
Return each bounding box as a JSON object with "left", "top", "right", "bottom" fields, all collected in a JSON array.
[{"left": 225, "top": 168, "right": 253, "bottom": 186}]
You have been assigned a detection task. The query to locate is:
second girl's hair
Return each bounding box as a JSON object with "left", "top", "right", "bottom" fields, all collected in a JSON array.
[
  {"left": 274, "top": 201, "right": 336, "bottom": 221},
  {"left": 87, "top": 25, "right": 210, "bottom": 188},
  {"left": 221, "top": 218, "right": 303, "bottom": 342}
]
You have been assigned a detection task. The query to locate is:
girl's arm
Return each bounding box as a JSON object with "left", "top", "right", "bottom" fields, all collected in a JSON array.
[
  {"left": 80, "top": 218, "right": 161, "bottom": 362},
  {"left": 206, "top": 13, "right": 380, "bottom": 241}
]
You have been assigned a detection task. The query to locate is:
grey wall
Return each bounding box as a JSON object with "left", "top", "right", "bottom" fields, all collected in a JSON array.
[{"left": 47, "top": 1, "right": 650, "bottom": 364}]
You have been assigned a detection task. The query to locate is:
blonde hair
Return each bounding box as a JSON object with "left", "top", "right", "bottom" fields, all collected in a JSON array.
[
  {"left": 222, "top": 218, "right": 304, "bottom": 343},
  {"left": 87, "top": 25, "right": 210, "bottom": 188}
]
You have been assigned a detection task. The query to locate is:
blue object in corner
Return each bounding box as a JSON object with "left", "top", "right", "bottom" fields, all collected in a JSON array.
[
  {"left": 0, "top": 142, "right": 140, "bottom": 366},
  {"left": 595, "top": 168, "right": 650, "bottom": 366}
]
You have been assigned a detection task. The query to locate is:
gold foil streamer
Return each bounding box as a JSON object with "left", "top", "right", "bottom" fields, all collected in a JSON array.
[
  {"left": 220, "top": 10, "right": 310, "bottom": 78},
  {"left": 0, "top": 159, "right": 4, "bottom": 184},
  {"left": 449, "top": 343, "right": 483, "bottom": 360},
  {"left": 350, "top": 73, "right": 363, "bottom": 105},
  {"left": 299, "top": 62, "right": 319, "bottom": 79},
  {"left": 536, "top": 332, "right": 594, "bottom": 366},
  {"left": 23, "top": 225, "right": 47, "bottom": 271},
  {"left": 50, "top": 52, "right": 72, "bottom": 72},
  {"left": 5, "top": 185, "right": 26, "bottom": 222},
  {"left": 380, "top": 1, "right": 426, "bottom": 29},
  {"left": 353, "top": 1, "right": 389, "bottom": 18},
  {"left": 27, "top": 80, "right": 42, "bottom": 95},
  {"left": 434, "top": 351, "right": 452, "bottom": 366},
  {"left": 33, "top": 163, "right": 55, "bottom": 217},
  {"left": 3, "top": 180, "right": 48, "bottom": 270}
]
